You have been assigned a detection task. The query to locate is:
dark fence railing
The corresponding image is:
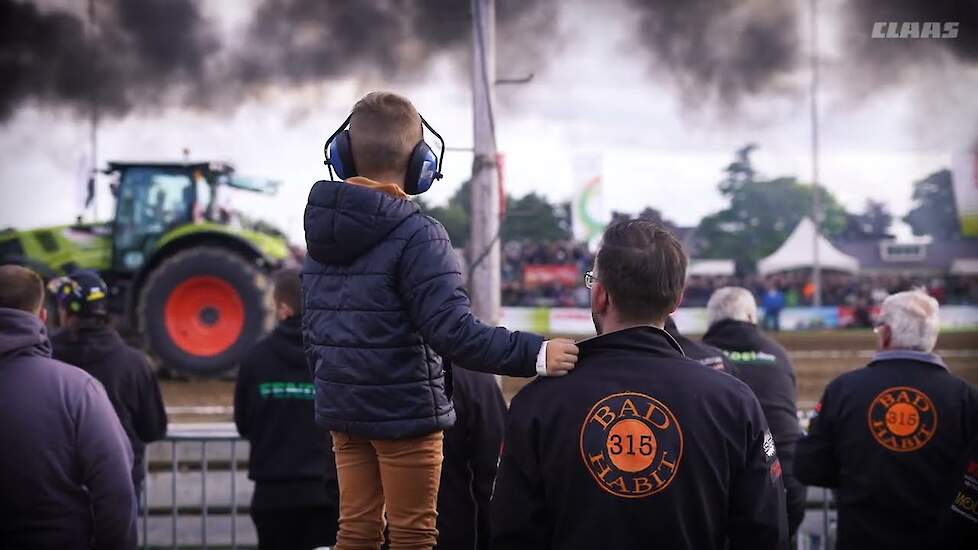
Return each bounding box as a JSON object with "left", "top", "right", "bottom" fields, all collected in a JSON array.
[{"left": 141, "top": 421, "right": 835, "bottom": 549}]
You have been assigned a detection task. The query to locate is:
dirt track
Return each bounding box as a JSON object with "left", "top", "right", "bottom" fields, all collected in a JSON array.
[{"left": 162, "top": 330, "right": 978, "bottom": 422}]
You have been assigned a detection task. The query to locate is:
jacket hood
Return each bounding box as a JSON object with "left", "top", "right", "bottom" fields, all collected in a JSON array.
[
  {"left": 269, "top": 316, "right": 307, "bottom": 370},
  {"left": 703, "top": 319, "right": 761, "bottom": 346},
  {"left": 0, "top": 307, "right": 51, "bottom": 360},
  {"left": 304, "top": 180, "right": 420, "bottom": 265},
  {"left": 50, "top": 326, "right": 125, "bottom": 366}
]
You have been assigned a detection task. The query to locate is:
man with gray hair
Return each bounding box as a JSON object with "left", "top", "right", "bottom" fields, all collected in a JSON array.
[
  {"left": 702, "top": 287, "right": 806, "bottom": 538},
  {"left": 796, "top": 290, "right": 978, "bottom": 550}
]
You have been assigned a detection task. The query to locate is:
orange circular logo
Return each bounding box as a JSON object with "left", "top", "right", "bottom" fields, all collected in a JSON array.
[
  {"left": 579, "top": 392, "right": 683, "bottom": 498},
  {"left": 868, "top": 386, "right": 938, "bottom": 452}
]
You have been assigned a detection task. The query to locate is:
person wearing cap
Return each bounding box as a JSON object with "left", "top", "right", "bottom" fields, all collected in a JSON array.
[
  {"left": 796, "top": 290, "right": 978, "bottom": 550},
  {"left": 50, "top": 270, "right": 168, "bottom": 494}
]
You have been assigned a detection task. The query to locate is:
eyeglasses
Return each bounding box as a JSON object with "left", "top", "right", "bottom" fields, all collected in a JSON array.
[{"left": 585, "top": 271, "right": 598, "bottom": 289}]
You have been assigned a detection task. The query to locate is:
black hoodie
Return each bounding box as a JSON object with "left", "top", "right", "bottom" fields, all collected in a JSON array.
[
  {"left": 702, "top": 319, "right": 806, "bottom": 535},
  {"left": 51, "top": 325, "right": 168, "bottom": 489},
  {"left": 437, "top": 367, "right": 507, "bottom": 550},
  {"left": 0, "top": 308, "right": 136, "bottom": 549},
  {"left": 234, "top": 316, "right": 338, "bottom": 510}
]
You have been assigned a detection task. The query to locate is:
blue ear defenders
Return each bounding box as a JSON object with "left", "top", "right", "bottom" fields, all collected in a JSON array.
[{"left": 324, "top": 114, "right": 446, "bottom": 195}]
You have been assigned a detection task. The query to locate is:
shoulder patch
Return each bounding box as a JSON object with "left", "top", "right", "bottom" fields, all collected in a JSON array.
[
  {"left": 867, "top": 386, "right": 938, "bottom": 452},
  {"left": 763, "top": 430, "right": 777, "bottom": 459},
  {"left": 579, "top": 392, "right": 684, "bottom": 499}
]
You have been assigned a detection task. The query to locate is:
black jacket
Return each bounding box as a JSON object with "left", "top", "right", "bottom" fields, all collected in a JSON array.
[
  {"left": 795, "top": 350, "right": 978, "bottom": 550},
  {"left": 234, "top": 316, "right": 338, "bottom": 510},
  {"left": 491, "top": 326, "right": 787, "bottom": 550},
  {"left": 702, "top": 319, "right": 806, "bottom": 534},
  {"left": 51, "top": 325, "right": 168, "bottom": 488},
  {"left": 302, "top": 180, "right": 543, "bottom": 439},
  {"left": 938, "top": 432, "right": 978, "bottom": 549},
  {"left": 437, "top": 367, "right": 507, "bottom": 550},
  {"left": 0, "top": 308, "right": 136, "bottom": 549},
  {"left": 664, "top": 317, "right": 735, "bottom": 374}
]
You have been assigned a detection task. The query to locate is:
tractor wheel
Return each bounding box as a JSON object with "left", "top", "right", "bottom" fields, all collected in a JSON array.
[{"left": 138, "top": 247, "right": 273, "bottom": 376}]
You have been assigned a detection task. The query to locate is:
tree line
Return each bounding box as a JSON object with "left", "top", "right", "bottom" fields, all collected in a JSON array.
[{"left": 419, "top": 144, "right": 965, "bottom": 270}]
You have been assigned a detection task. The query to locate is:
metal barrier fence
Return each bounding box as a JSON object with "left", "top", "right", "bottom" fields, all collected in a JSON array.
[{"left": 142, "top": 423, "right": 835, "bottom": 549}]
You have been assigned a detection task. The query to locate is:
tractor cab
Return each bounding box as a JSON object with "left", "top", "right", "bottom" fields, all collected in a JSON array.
[{"left": 108, "top": 162, "right": 280, "bottom": 273}]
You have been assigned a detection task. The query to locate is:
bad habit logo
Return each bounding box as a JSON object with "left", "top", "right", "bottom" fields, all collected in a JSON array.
[
  {"left": 579, "top": 392, "right": 683, "bottom": 498},
  {"left": 867, "top": 386, "right": 938, "bottom": 452}
]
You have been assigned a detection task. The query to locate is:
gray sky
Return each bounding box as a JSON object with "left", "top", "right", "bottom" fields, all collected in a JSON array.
[{"left": 1, "top": 0, "right": 975, "bottom": 245}]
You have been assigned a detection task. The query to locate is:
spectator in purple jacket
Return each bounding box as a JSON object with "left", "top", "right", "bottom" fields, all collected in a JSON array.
[{"left": 0, "top": 265, "right": 136, "bottom": 550}]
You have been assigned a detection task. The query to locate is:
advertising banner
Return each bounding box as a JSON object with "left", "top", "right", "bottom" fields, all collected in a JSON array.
[{"left": 523, "top": 264, "right": 580, "bottom": 288}]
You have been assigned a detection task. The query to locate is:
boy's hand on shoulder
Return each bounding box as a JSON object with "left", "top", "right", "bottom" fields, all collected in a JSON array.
[{"left": 544, "top": 338, "right": 579, "bottom": 377}]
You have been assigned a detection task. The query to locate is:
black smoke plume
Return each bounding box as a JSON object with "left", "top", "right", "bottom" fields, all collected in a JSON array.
[
  {"left": 625, "top": 0, "right": 800, "bottom": 107},
  {"left": 2, "top": 0, "right": 975, "bottom": 120},
  {"left": 625, "top": 0, "right": 978, "bottom": 107},
  {"left": 0, "top": 0, "right": 556, "bottom": 121},
  {"left": 0, "top": 0, "right": 217, "bottom": 120}
]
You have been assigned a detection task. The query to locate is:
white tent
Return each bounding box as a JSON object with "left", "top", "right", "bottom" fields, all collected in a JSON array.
[{"left": 758, "top": 217, "right": 860, "bottom": 274}]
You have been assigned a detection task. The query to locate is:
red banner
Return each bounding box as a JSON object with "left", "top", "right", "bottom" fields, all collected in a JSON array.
[{"left": 523, "top": 264, "right": 580, "bottom": 288}]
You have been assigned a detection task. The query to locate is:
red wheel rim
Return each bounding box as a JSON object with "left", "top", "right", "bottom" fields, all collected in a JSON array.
[{"left": 164, "top": 276, "right": 245, "bottom": 357}]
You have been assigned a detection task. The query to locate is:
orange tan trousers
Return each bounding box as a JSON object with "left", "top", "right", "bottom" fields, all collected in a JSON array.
[{"left": 330, "top": 431, "right": 444, "bottom": 550}]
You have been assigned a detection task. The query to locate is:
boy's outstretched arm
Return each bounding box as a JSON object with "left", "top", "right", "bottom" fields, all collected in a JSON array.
[{"left": 398, "top": 220, "right": 577, "bottom": 377}]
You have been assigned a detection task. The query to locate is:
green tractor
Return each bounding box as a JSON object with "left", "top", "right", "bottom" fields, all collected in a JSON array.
[{"left": 0, "top": 161, "right": 294, "bottom": 376}]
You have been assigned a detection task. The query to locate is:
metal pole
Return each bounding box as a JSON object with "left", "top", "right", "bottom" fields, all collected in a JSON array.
[
  {"left": 469, "top": 0, "right": 501, "bottom": 323},
  {"left": 87, "top": 0, "right": 99, "bottom": 219},
  {"left": 809, "top": 0, "right": 822, "bottom": 308},
  {"left": 171, "top": 442, "right": 178, "bottom": 549},
  {"left": 201, "top": 441, "right": 207, "bottom": 548},
  {"left": 230, "top": 440, "right": 237, "bottom": 550},
  {"left": 142, "top": 451, "right": 148, "bottom": 548}
]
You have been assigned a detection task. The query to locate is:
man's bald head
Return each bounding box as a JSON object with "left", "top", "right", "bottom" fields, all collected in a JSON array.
[
  {"left": 349, "top": 91, "right": 422, "bottom": 185},
  {"left": 0, "top": 265, "right": 45, "bottom": 314}
]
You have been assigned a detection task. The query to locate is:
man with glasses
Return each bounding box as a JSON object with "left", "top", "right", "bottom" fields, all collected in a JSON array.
[
  {"left": 796, "top": 290, "right": 978, "bottom": 550},
  {"left": 491, "top": 220, "right": 787, "bottom": 549}
]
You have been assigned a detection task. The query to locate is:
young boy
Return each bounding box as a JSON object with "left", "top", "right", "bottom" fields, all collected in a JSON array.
[
  {"left": 302, "top": 91, "right": 578, "bottom": 549},
  {"left": 234, "top": 268, "right": 338, "bottom": 549}
]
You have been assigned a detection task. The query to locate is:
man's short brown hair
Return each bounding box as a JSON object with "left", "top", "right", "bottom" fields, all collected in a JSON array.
[
  {"left": 596, "top": 220, "right": 687, "bottom": 323},
  {"left": 272, "top": 268, "right": 302, "bottom": 315},
  {"left": 349, "top": 91, "right": 422, "bottom": 180},
  {"left": 0, "top": 265, "right": 45, "bottom": 313}
]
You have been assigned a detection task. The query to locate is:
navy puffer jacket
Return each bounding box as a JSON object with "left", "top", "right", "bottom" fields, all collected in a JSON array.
[{"left": 302, "top": 180, "right": 543, "bottom": 440}]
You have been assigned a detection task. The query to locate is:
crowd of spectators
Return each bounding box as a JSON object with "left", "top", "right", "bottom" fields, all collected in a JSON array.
[
  {"left": 499, "top": 239, "right": 978, "bottom": 309},
  {"left": 501, "top": 240, "right": 594, "bottom": 308},
  {"left": 682, "top": 272, "right": 978, "bottom": 308}
]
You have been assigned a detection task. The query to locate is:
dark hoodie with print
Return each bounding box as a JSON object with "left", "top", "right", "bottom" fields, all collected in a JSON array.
[
  {"left": 703, "top": 319, "right": 806, "bottom": 535},
  {"left": 0, "top": 308, "right": 136, "bottom": 549},
  {"left": 234, "top": 316, "right": 338, "bottom": 510},
  {"left": 51, "top": 325, "right": 168, "bottom": 489}
]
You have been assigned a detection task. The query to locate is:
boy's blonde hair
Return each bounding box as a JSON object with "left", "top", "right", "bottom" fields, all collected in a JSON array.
[{"left": 349, "top": 92, "right": 422, "bottom": 182}]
